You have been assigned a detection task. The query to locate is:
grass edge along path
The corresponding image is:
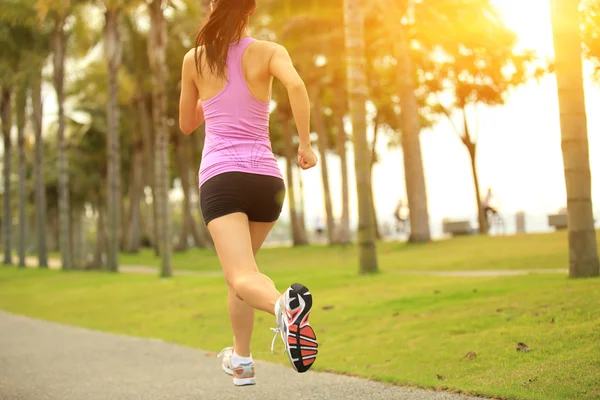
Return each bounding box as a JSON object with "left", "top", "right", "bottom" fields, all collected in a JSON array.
[{"left": 0, "top": 265, "right": 598, "bottom": 400}]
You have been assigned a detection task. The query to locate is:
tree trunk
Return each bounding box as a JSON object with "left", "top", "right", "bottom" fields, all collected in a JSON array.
[
  {"left": 183, "top": 138, "right": 206, "bottom": 248},
  {"left": 16, "top": 85, "right": 27, "bottom": 267},
  {"left": 47, "top": 211, "right": 59, "bottom": 253},
  {"left": 53, "top": 17, "right": 72, "bottom": 270},
  {"left": 395, "top": 24, "right": 431, "bottom": 243},
  {"left": 369, "top": 181, "right": 381, "bottom": 240},
  {"left": 310, "top": 84, "right": 336, "bottom": 245},
  {"left": 467, "top": 143, "right": 487, "bottom": 234},
  {"left": 71, "top": 209, "right": 83, "bottom": 269},
  {"left": 104, "top": 7, "right": 122, "bottom": 272},
  {"left": 32, "top": 68, "right": 48, "bottom": 267},
  {"left": 343, "top": 0, "right": 378, "bottom": 273},
  {"left": 192, "top": 130, "right": 213, "bottom": 248},
  {"left": 148, "top": 0, "right": 172, "bottom": 277},
  {"left": 175, "top": 134, "right": 193, "bottom": 251},
  {"left": 550, "top": 0, "right": 599, "bottom": 277},
  {"left": 333, "top": 86, "right": 351, "bottom": 245},
  {"left": 461, "top": 108, "right": 487, "bottom": 234},
  {"left": 125, "top": 142, "right": 143, "bottom": 253},
  {"left": 1, "top": 88, "right": 12, "bottom": 266},
  {"left": 136, "top": 95, "right": 157, "bottom": 250},
  {"left": 92, "top": 207, "right": 106, "bottom": 269},
  {"left": 369, "top": 115, "right": 381, "bottom": 239},
  {"left": 283, "top": 117, "right": 309, "bottom": 246}
]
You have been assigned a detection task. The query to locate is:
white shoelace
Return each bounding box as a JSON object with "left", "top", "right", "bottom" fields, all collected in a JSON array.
[{"left": 270, "top": 327, "right": 283, "bottom": 353}]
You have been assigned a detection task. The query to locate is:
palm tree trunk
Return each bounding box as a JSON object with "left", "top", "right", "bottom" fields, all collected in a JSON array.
[
  {"left": 333, "top": 87, "right": 351, "bottom": 245},
  {"left": 53, "top": 17, "right": 72, "bottom": 270},
  {"left": 368, "top": 182, "right": 381, "bottom": 240},
  {"left": 1, "top": 88, "right": 12, "bottom": 266},
  {"left": 71, "top": 209, "right": 83, "bottom": 269},
  {"left": 136, "top": 95, "right": 158, "bottom": 251},
  {"left": 148, "top": 0, "right": 172, "bottom": 277},
  {"left": 16, "top": 85, "right": 27, "bottom": 268},
  {"left": 175, "top": 134, "right": 193, "bottom": 251},
  {"left": 395, "top": 25, "right": 431, "bottom": 243},
  {"left": 47, "top": 211, "right": 58, "bottom": 253},
  {"left": 310, "top": 84, "right": 336, "bottom": 245},
  {"left": 191, "top": 129, "right": 213, "bottom": 248},
  {"left": 550, "top": 0, "right": 599, "bottom": 277},
  {"left": 183, "top": 137, "right": 206, "bottom": 248},
  {"left": 343, "top": 0, "right": 378, "bottom": 273},
  {"left": 32, "top": 68, "right": 48, "bottom": 268},
  {"left": 369, "top": 115, "right": 381, "bottom": 239},
  {"left": 93, "top": 207, "right": 106, "bottom": 269},
  {"left": 104, "top": 7, "right": 122, "bottom": 272},
  {"left": 126, "top": 142, "right": 143, "bottom": 253},
  {"left": 296, "top": 166, "right": 307, "bottom": 232},
  {"left": 283, "top": 117, "right": 309, "bottom": 246}
]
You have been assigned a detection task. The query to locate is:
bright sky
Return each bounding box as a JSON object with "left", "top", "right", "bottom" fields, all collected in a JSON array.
[{"left": 292, "top": 0, "right": 600, "bottom": 234}]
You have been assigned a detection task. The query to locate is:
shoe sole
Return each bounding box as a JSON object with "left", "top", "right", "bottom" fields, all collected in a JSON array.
[
  {"left": 233, "top": 377, "right": 256, "bottom": 386},
  {"left": 284, "top": 283, "right": 318, "bottom": 373}
]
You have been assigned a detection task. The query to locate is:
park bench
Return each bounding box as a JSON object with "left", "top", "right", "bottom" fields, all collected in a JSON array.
[
  {"left": 442, "top": 220, "right": 474, "bottom": 236},
  {"left": 548, "top": 214, "right": 568, "bottom": 230}
]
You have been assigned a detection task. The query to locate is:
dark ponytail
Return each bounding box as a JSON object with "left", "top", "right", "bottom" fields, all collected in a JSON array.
[{"left": 194, "top": 0, "right": 256, "bottom": 79}]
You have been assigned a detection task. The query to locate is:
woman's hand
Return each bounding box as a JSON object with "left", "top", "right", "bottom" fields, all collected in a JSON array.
[{"left": 298, "top": 144, "right": 318, "bottom": 170}]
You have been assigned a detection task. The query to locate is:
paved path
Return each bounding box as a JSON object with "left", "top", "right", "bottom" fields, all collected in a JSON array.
[
  {"left": 25, "top": 256, "right": 567, "bottom": 278},
  {"left": 0, "top": 310, "right": 483, "bottom": 400}
]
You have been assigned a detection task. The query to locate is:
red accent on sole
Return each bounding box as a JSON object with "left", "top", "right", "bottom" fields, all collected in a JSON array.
[
  {"left": 300, "top": 326, "right": 315, "bottom": 339},
  {"left": 303, "top": 358, "right": 315, "bottom": 366}
]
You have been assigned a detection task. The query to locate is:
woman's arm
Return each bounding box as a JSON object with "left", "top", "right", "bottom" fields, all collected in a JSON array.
[
  {"left": 179, "top": 51, "right": 205, "bottom": 135},
  {"left": 268, "top": 45, "right": 310, "bottom": 149},
  {"left": 269, "top": 44, "right": 317, "bottom": 169}
]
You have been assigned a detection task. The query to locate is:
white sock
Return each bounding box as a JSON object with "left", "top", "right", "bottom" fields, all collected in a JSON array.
[
  {"left": 232, "top": 349, "right": 253, "bottom": 366},
  {"left": 274, "top": 295, "right": 282, "bottom": 318}
]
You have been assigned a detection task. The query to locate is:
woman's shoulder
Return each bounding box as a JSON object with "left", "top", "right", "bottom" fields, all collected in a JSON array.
[{"left": 251, "top": 39, "right": 287, "bottom": 53}]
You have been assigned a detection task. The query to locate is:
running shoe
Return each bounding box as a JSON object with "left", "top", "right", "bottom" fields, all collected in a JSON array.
[
  {"left": 271, "top": 283, "right": 318, "bottom": 373},
  {"left": 217, "top": 347, "right": 256, "bottom": 386}
]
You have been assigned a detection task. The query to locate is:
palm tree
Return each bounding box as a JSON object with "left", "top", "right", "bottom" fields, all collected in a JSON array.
[
  {"left": 550, "top": 0, "right": 600, "bottom": 277},
  {"left": 332, "top": 79, "right": 351, "bottom": 245},
  {"left": 1, "top": 87, "right": 12, "bottom": 266},
  {"left": 35, "top": 0, "right": 74, "bottom": 270},
  {"left": 31, "top": 66, "right": 48, "bottom": 268},
  {"left": 391, "top": 6, "right": 430, "bottom": 243},
  {"left": 147, "top": 0, "right": 172, "bottom": 277},
  {"left": 103, "top": 0, "right": 123, "bottom": 272},
  {"left": 309, "top": 84, "right": 336, "bottom": 244},
  {"left": 343, "top": 0, "right": 378, "bottom": 273},
  {"left": 15, "top": 81, "right": 28, "bottom": 268}
]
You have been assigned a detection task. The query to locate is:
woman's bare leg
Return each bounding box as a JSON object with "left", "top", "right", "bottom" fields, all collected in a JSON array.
[
  {"left": 208, "top": 213, "right": 280, "bottom": 314},
  {"left": 226, "top": 220, "right": 277, "bottom": 357}
]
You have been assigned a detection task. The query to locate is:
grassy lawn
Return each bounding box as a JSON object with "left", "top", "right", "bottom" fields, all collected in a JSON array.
[
  {"left": 2, "top": 232, "right": 600, "bottom": 400},
  {"left": 118, "top": 231, "right": 583, "bottom": 274}
]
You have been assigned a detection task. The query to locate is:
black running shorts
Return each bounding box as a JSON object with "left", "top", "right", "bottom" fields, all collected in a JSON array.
[{"left": 200, "top": 172, "right": 286, "bottom": 225}]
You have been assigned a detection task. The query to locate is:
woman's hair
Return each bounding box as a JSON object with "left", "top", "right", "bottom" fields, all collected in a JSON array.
[{"left": 194, "top": 0, "right": 256, "bottom": 78}]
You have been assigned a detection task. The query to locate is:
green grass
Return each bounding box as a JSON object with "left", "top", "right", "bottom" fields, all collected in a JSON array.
[
  {"left": 118, "top": 231, "right": 582, "bottom": 274},
  {"left": 2, "top": 232, "right": 600, "bottom": 400}
]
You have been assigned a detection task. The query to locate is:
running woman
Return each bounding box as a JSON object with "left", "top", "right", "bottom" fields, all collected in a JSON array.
[{"left": 178, "top": 0, "right": 319, "bottom": 386}]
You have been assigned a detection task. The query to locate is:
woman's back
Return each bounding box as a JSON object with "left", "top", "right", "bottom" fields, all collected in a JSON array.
[
  {"left": 190, "top": 38, "right": 282, "bottom": 186},
  {"left": 195, "top": 38, "right": 275, "bottom": 105}
]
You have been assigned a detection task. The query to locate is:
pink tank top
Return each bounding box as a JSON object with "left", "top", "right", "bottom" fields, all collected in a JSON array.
[{"left": 198, "top": 37, "right": 283, "bottom": 186}]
